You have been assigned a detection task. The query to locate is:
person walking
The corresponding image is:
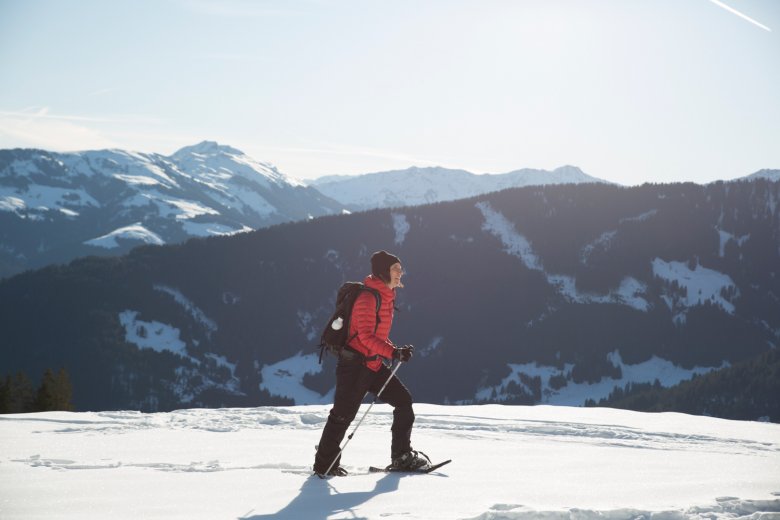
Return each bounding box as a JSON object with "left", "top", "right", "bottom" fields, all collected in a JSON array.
[{"left": 313, "top": 250, "right": 428, "bottom": 476}]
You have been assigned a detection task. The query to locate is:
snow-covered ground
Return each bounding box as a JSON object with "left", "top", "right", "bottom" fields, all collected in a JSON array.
[{"left": 2, "top": 404, "right": 779, "bottom": 519}]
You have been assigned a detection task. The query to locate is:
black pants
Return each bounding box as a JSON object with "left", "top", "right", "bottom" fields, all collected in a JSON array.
[{"left": 313, "top": 357, "right": 414, "bottom": 473}]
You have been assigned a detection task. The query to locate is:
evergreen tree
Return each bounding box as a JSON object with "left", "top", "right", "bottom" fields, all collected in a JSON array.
[
  {"left": 35, "top": 369, "right": 57, "bottom": 412},
  {"left": 7, "top": 372, "right": 35, "bottom": 413},
  {"left": 34, "top": 368, "right": 74, "bottom": 412},
  {"left": 54, "top": 368, "right": 74, "bottom": 412},
  {"left": 0, "top": 368, "right": 74, "bottom": 414},
  {"left": 0, "top": 375, "right": 9, "bottom": 413}
]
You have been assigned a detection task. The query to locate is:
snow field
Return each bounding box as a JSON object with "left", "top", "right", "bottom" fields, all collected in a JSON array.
[{"left": 1, "top": 404, "right": 779, "bottom": 519}]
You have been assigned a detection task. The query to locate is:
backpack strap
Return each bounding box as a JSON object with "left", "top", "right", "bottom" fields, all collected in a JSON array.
[{"left": 364, "top": 286, "right": 382, "bottom": 333}]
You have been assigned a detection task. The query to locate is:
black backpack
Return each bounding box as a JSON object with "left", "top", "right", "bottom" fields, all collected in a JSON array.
[{"left": 319, "top": 281, "right": 381, "bottom": 363}]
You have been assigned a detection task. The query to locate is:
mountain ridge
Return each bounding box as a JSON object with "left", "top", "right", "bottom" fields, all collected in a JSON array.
[
  {"left": 309, "top": 164, "right": 608, "bottom": 209},
  {"left": 1, "top": 179, "right": 777, "bottom": 419},
  {"left": 0, "top": 142, "right": 611, "bottom": 279},
  {"left": 0, "top": 142, "right": 344, "bottom": 279}
]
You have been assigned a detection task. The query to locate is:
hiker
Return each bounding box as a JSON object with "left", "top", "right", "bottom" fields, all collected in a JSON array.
[{"left": 313, "top": 250, "right": 427, "bottom": 476}]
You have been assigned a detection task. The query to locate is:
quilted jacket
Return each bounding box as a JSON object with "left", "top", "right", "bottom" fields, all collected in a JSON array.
[{"left": 347, "top": 274, "right": 396, "bottom": 371}]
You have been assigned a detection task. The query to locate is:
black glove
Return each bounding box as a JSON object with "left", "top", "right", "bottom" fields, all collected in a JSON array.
[{"left": 392, "top": 344, "right": 414, "bottom": 362}]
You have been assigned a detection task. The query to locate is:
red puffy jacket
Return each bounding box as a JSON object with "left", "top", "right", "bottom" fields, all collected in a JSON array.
[{"left": 347, "top": 274, "right": 396, "bottom": 371}]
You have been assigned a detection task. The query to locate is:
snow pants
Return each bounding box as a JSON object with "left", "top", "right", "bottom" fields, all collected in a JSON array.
[{"left": 313, "top": 357, "right": 414, "bottom": 473}]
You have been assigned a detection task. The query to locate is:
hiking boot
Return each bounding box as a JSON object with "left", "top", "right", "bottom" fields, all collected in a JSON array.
[
  {"left": 390, "top": 450, "right": 431, "bottom": 471},
  {"left": 314, "top": 465, "right": 348, "bottom": 477}
]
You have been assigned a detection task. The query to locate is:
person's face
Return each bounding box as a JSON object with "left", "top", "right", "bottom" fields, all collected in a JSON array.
[{"left": 388, "top": 262, "right": 404, "bottom": 289}]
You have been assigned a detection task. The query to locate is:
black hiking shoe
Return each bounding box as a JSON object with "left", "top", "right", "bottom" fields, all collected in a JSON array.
[
  {"left": 390, "top": 450, "right": 431, "bottom": 471},
  {"left": 314, "top": 465, "right": 348, "bottom": 477}
]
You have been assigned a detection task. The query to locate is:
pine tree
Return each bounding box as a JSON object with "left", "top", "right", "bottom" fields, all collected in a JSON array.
[
  {"left": 0, "top": 376, "right": 10, "bottom": 413},
  {"left": 35, "top": 369, "right": 58, "bottom": 412},
  {"left": 53, "top": 368, "right": 74, "bottom": 411},
  {"left": 34, "top": 368, "right": 74, "bottom": 412},
  {"left": 7, "top": 372, "right": 35, "bottom": 413}
]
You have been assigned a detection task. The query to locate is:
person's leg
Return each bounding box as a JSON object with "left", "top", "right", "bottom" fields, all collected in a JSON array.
[
  {"left": 313, "top": 359, "right": 374, "bottom": 473},
  {"left": 369, "top": 363, "right": 414, "bottom": 460}
]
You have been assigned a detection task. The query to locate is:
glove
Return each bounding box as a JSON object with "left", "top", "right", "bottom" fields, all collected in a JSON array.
[{"left": 392, "top": 344, "right": 414, "bottom": 362}]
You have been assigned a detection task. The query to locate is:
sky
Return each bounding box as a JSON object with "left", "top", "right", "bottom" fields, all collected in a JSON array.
[{"left": 0, "top": 0, "right": 778, "bottom": 185}]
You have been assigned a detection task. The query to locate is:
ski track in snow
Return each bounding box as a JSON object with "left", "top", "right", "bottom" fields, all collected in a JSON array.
[
  {"left": 1, "top": 405, "right": 779, "bottom": 519},
  {"left": 4, "top": 405, "right": 777, "bottom": 460}
]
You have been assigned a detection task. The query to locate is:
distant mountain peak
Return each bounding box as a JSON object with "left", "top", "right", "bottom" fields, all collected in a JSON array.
[
  {"left": 168, "top": 141, "right": 304, "bottom": 188},
  {"left": 553, "top": 165, "right": 585, "bottom": 174},
  {"left": 171, "top": 141, "right": 245, "bottom": 158},
  {"left": 0, "top": 144, "right": 344, "bottom": 278},
  {"left": 742, "top": 169, "right": 780, "bottom": 181},
  {"left": 311, "top": 164, "right": 608, "bottom": 209}
]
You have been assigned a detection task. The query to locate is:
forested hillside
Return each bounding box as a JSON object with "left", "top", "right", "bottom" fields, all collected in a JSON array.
[{"left": 1, "top": 180, "right": 777, "bottom": 419}]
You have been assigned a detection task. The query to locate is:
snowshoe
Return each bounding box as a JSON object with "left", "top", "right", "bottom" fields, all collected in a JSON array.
[
  {"left": 314, "top": 465, "right": 348, "bottom": 478},
  {"left": 390, "top": 449, "right": 431, "bottom": 471}
]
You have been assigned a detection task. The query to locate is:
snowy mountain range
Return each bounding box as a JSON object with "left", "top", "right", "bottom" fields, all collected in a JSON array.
[
  {"left": 1, "top": 179, "right": 778, "bottom": 419},
  {"left": 309, "top": 165, "right": 607, "bottom": 209},
  {"left": 3, "top": 141, "right": 772, "bottom": 281},
  {"left": 742, "top": 169, "right": 780, "bottom": 182},
  {"left": 2, "top": 404, "right": 779, "bottom": 519},
  {"left": 0, "top": 144, "right": 609, "bottom": 280},
  {"left": 0, "top": 141, "right": 344, "bottom": 278}
]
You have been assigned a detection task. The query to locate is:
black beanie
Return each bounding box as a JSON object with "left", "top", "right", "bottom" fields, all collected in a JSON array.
[{"left": 371, "top": 250, "right": 401, "bottom": 282}]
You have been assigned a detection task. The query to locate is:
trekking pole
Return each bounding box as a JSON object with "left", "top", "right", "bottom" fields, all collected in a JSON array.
[{"left": 321, "top": 361, "right": 403, "bottom": 478}]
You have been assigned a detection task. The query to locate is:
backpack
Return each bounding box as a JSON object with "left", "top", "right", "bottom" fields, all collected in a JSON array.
[{"left": 319, "top": 281, "right": 381, "bottom": 363}]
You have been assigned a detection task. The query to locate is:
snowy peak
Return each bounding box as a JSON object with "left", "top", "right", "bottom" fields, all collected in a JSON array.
[
  {"left": 170, "top": 140, "right": 301, "bottom": 189},
  {"left": 172, "top": 140, "right": 244, "bottom": 157},
  {"left": 741, "top": 169, "right": 780, "bottom": 182},
  {"left": 0, "top": 143, "right": 344, "bottom": 278},
  {"left": 504, "top": 164, "right": 586, "bottom": 177},
  {"left": 552, "top": 164, "right": 591, "bottom": 179},
  {"left": 311, "top": 164, "right": 608, "bottom": 210}
]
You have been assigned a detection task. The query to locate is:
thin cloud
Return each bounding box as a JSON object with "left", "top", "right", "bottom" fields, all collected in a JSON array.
[
  {"left": 0, "top": 113, "right": 118, "bottom": 151},
  {"left": 0, "top": 108, "right": 169, "bottom": 152},
  {"left": 709, "top": 0, "right": 771, "bottom": 31},
  {"left": 0, "top": 107, "right": 163, "bottom": 125}
]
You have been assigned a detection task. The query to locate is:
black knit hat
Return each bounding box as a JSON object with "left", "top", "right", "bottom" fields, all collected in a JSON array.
[{"left": 371, "top": 250, "right": 401, "bottom": 282}]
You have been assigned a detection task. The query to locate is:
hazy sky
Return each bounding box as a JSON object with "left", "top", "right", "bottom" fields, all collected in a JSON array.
[{"left": 1, "top": 0, "right": 778, "bottom": 184}]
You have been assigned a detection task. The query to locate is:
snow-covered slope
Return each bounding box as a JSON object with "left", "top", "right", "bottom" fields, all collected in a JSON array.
[
  {"left": 171, "top": 141, "right": 300, "bottom": 190},
  {"left": 1, "top": 404, "right": 778, "bottom": 519},
  {"left": 740, "top": 169, "right": 780, "bottom": 182},
  {"left": 0, "top": 142, "right": 344, "bottom": 278},
  {"left": 309, "top": 165, "right": 607, "bottom": 209}
]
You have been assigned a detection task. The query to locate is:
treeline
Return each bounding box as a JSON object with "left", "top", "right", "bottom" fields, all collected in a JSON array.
[
  {"left": 0, "top": 368, "right": 74, "bottom": 413},
  {"left": 586, "top": 348, "right": 780, "bottom": 422}
]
